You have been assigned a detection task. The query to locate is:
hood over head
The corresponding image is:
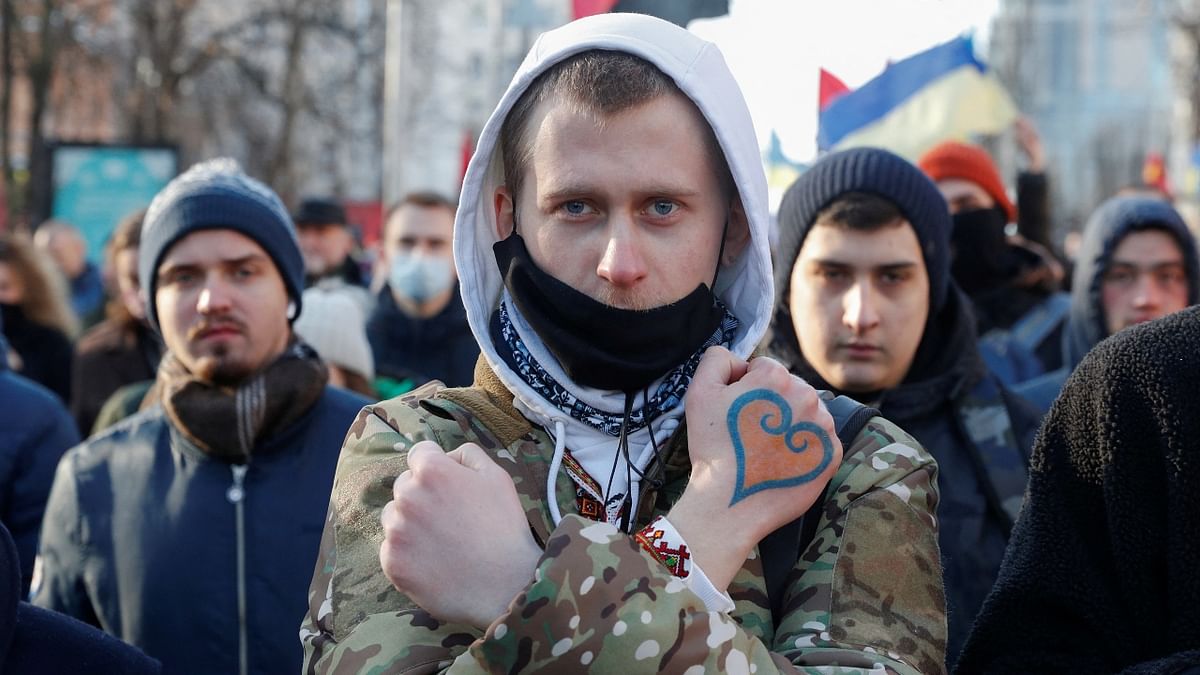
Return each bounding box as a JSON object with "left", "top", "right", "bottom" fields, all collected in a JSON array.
[
  {"left": 454, "top": 13, "right": 771, "bottom": 423},
  {"left": 1064, "top": 196, "right": 1199, "bottom": 368}
]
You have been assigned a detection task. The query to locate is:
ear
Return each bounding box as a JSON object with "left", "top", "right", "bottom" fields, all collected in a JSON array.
[
  {"left": 720, "top": 198, "right": 752, "bottom": 267},
  {"left": 494, "top": 187, "right": 515, "bottom": 239}
]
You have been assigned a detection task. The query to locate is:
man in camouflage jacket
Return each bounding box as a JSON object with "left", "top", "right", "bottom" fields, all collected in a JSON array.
[{"left": 302, "top": 14, "right": 947, "bottom": 674}]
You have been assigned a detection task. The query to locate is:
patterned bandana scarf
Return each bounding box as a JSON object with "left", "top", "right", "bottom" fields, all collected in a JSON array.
[
  {"left": 492, "top": 300, "right": 740, "bottom": 437},
  {"left": 155, "top": 341, "right": 329, "bottom": 461}
]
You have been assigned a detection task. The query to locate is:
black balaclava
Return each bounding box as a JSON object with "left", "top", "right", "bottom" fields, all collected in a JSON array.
[{"left": 950, "top": 205, "right": 1022, "bottom": 296}]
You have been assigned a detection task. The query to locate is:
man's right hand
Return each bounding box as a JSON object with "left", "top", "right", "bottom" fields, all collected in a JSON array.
[{"left": 668, "top": 347, "right": 842, "bottom": 591}]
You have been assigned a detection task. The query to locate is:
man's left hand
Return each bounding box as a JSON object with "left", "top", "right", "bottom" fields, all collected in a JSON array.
[{"left": 380, "top": 440, "right": 543, "bottom": 629}]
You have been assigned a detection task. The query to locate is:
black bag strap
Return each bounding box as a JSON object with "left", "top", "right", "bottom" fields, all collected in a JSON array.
[{"left": 760, "top": 395, "right": 878, "bottom": 621}]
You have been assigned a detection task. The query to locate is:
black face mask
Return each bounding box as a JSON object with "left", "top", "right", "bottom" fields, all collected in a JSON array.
[
  {"left": 493, "top": 232, "right": 726, "bottom": 393},
  {"left": 0, "top": 302, "right": 25, "bottom": 329},
  {"left": 950, "top": 206, "right": 1019, "bottom": 295}
]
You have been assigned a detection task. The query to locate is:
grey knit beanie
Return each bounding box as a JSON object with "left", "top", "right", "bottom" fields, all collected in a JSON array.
[{"left": 139, "top": 158, "right": 305, "bottom": 330}]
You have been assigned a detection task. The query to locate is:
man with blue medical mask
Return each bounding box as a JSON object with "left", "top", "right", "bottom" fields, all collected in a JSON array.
[{"left": 366, "top": 191, "right": 479, "bottom": 393}]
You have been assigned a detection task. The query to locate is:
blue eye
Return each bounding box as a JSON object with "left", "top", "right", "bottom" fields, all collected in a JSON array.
[
  {"left": 563, "top": 201, "right": 589, "bottom": 216},
  {"left": 651, "top": 200, "right": 677, "bottom": 216}
]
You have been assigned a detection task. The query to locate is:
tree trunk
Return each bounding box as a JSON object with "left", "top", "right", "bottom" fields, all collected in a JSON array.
[
  {"left": 265, "top": 0, "right": 311, "bottom": 203},
  {"left": 24, "top": 0, "right": 57, "bottom": 226},
  {"left": 1, "top": 0, "right": 16, "bottom": 228}
]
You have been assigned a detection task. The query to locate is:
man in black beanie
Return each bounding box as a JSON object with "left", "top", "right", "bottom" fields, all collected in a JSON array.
[
  {"left": 769, "top": 146, "right": 1043, "bottom": 667},
  {"left": 32, "top": 159, "right": 370, "bottom": 675},
  {"left": 958, "top": 306, "right": 1200, "bottom": 674},
  {"left": 294, "top": 196, "right": 372, "bottom": 314}
]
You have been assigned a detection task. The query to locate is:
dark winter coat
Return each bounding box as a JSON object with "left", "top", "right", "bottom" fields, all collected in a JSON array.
[
  {"left": 32, "top": 386, "right": 368, "bottom": 675},
  {"left": 69, "top": 261, "right": 106, "bottom": 327},
  {"left": 70, "top": 318, "right": 163, "bottom": 435},
  {"left": 958, "top": 305, "right": 1200, "bottom": 674},
  {"left": 367, "top": 283, "right": 479, "bottom": 388},
  {"left": 1, "top": 520, "right": 161, "bottom": 674},
  {"left": 0, "top": 333, "right": 80, "bottom": 597},
  {"left": 1, "top": 303, "right": 73, "bottom": 404}
]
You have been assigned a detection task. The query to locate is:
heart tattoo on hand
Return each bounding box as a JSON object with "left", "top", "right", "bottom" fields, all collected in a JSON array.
[{"left": 727, "top": 389, "right": 835, "bottom": 506}]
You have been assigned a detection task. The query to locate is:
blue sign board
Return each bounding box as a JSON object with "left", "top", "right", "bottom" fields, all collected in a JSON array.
[{"left": 50, "top": 144, "right": 178, "bottom": 263}]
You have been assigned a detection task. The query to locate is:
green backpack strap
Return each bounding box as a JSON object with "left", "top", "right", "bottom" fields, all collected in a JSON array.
[
  {"left": 761, "top": 394, "right": 878, "bottom": 621},
  {"left": 955, "top": 375, "right": 1029, "bottom": 529}
]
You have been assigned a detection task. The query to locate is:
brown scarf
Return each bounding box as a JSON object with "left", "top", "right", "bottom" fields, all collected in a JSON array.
[{"left": 153, "top": 341, "right": 328, "bottom": 462}]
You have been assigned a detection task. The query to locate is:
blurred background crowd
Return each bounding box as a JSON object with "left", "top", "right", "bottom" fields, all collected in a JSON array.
[{"left": 2, "top": 0, "right": 1200, "bottom": 671}]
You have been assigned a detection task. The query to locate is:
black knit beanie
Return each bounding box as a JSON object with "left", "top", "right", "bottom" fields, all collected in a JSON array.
[
  {"left": 139, "top": 158, "right": 305, "bottom": 330},
  {"left": 769, "top": 147, "right": 951, "bottom": 364}
]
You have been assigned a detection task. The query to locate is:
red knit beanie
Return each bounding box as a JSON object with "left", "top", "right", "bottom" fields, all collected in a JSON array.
[{"left": 918, "top": 141, "right": 1017, "bottom": 223}]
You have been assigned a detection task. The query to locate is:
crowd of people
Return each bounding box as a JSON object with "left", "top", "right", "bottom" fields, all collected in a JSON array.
[{"left": 1, "top": 12, "right": 1197, "bottom": 675}]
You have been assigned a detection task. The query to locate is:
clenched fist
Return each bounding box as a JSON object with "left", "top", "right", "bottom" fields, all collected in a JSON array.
[{"left": 379, "top": 441, "right": 543, "bottom": 629}]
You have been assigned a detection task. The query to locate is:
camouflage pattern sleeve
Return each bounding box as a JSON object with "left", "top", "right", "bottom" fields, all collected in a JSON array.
[
  {"left": 302, "top": 390, "right": 945, "bottom": 674},
  {"left": 300, "top": 388, "right": 488, "bottom": 674},
  {"left": 767, "top": 416, "right": 947, "bottom": 675},
  {"left": 462, "top": 430, "right": 943, "bottom": 675}
]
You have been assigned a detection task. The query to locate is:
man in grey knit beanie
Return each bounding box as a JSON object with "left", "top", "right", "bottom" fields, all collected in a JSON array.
[{"left": 33, "top": 158, "right": 370, "bottom": 675}]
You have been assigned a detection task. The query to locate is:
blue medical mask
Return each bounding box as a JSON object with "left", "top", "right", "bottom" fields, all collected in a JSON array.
[{"left": 388, "top": 253, "right": 453, "bottom": 303}]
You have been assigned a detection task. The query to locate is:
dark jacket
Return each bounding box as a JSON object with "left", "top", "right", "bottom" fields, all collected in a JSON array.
[
  {"left": 70, "top": 318, "right": 163, "bottom": 435},
  {"left": 307, "top": 255, "right": 369, "bottom": 290},
  {"left": 367, "top": 283, "right": 479, "bottom": 388},
  {"left": 1, "top": 303, "right": 73, "bottom": 404},
  {"left": 1, "top": 520, "right": 161, "bottom": 675},
  {"left": 968, "top": 235, "right": 1069, "bottom": 388},
  {"left": 1015, "top": 197, "right": 1200, "bottom": 413},
  {"left": 958, "top": 306, "right": 1200, "bottom": 674},
  {"left": 32, "top": 386, "right": 368, "bottom": 675},
  {"left": 70, "top": 261, "right": 106, "bottom": 327},
  {"left": 0, "top": 334, "right": 80, "bottom": 597},
  {"left": 776, "top": 287, "right": 1039, "bottom": 666},
  {"left": 1016, "top": 170, "right": 1052, "bottom": 253}
]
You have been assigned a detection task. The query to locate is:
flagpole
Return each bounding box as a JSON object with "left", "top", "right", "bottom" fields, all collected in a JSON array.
[{"left": 383, "top": 0, "right": 405, "bottom": 208}]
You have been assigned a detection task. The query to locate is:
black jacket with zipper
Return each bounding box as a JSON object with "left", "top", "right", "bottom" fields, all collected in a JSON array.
[{"left": 32, "top": 386, "right": 368, "bottom": 675}]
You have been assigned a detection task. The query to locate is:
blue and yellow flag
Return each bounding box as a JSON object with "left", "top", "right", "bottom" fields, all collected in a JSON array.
[{"left": 817, "top": 36, "right": 1017, "bottom": 161}]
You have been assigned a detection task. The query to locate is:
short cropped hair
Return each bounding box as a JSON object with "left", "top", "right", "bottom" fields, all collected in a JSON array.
[
  {"left": 382, "top": 191, "right": 457, "bottom": 239},
  {"left": 813, "top": 192, "right": 905, "bottom": 232},
  {"left": 499, "top": 50, "right": 734, "bottom": 204}
]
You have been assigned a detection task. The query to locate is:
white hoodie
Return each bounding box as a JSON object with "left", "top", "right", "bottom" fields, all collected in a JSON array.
[{"left": 453, "top": 13, "right": 773, "bottom": 608}]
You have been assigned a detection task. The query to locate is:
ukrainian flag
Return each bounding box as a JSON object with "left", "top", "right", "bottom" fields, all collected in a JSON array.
[{"left": 818, "top": 36, "right": 1017, "bottom": 161}]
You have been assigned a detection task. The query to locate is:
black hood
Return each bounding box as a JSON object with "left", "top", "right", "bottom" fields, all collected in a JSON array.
[
  {"left": 771, "top": 283, "right": 985, "bottom": 421},
  {"left": 1064, "top": 196, "right": 1199, "bottom": 369}
]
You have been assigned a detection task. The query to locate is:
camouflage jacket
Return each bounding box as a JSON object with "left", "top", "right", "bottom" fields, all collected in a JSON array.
[{"left": 301, "top": 363, "right": 947, "bottom": 674}]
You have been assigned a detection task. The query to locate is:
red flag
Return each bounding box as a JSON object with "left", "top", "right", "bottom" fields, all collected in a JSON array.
[
  {"left": 459, "top": 129, "right": 475, "bottom": 189},
  {"left": 818, "top": 68, "right": 851, "bottom": 111},
  {"left": 1143, "top": 151, "right": 1172, "bottom": 199},
  {"left": 573, "top": 0, "right": 618, "bottom": 19}
]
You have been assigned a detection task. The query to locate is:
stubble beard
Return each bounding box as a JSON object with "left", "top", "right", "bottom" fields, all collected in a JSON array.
[{"left": 595, "top": 285, "right": 677, "bottom": 312}]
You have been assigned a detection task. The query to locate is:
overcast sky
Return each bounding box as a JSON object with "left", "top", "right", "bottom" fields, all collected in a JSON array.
[{"left": 690, "top": 0, "right": 1002, "bottom": 163}]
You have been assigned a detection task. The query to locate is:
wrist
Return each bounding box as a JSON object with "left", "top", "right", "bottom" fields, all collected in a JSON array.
[
  {"left": 667, "top": 489, "right": 757, "bottom": 591},
  {"left": 476, "top": 538, "right": 543, "bottom": 630}
]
